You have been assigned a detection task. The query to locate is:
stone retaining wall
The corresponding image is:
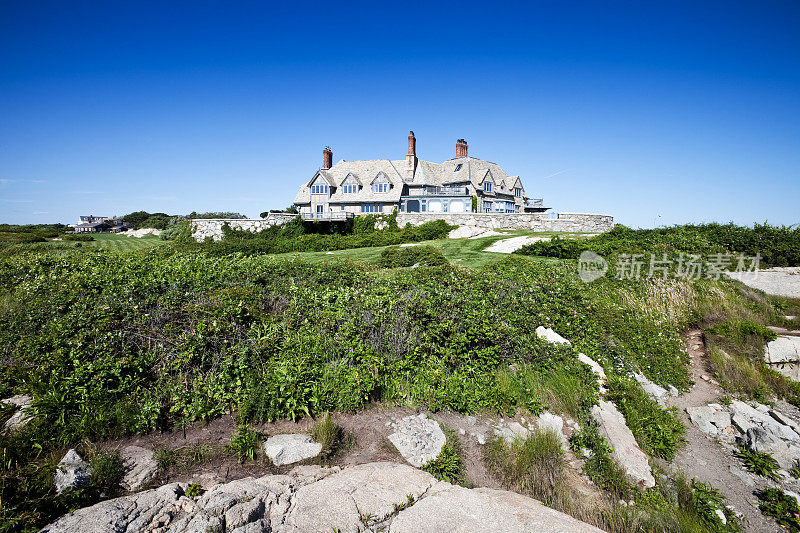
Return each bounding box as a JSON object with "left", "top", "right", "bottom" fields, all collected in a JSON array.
[
  {"left": 191, "top": 212, "right": 614, "bottom": 241},
  {"left": 396, "top": 212, "right": 614, "bottom": 233},
  {"left": 190, "top": 215, "right": 296, "bottom": 242}
]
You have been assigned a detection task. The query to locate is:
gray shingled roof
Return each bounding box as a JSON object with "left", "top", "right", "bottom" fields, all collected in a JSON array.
[{"left": 294, "top": 156, "right": 527, "bottom": 205}]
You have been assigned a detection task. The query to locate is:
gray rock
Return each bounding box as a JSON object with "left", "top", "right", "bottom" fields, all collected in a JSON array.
[
  {"left": 634, "top": 373, "right": 669, "bottom": 405},
  {"left": 120, "top": 445, "right": 158, "bottom": 492},
  {"left": 765, "top": 336, "right": 800, "bottom": 364},
  {"left": 389, "top": 484, "right": 604, "bottom": 532},
  {"left": 494, "top": 421, "right": 531, "bottom": 444},
  {"left": 535, "top": 326, "right": 571, "bottom": 345},
  {"left": 537, "top": 412, "right": 567, "bottom": 447},
  {"left": 743, "top": 427, "right": 799, "bottom": 470},
  {"left": 591, "top": 400, "right": 655, "bottom": 488},
  {"left": 54, "top": 449, "right": 92, "bottom": 494},
  {"left": 1, "top": 394, "right": 32, "bottom": 431},
  {"left": 687, "top": 405, "right": 731, "bottom": 436},
  {"left": 263, "top": 434, "right": 322, "bottom": 467},
  {"left": 388, "top": 414, "right": 446, "bottom": 468}
]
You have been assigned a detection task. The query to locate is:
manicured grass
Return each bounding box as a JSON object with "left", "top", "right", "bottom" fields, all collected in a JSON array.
[{"left": 37, "top": 234, "right": 165, "bottom": 252}]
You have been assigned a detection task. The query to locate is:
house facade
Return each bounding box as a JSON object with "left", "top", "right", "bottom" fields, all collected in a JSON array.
[{"left": 293, "top": 133, "right": 547, "bottom": 220}]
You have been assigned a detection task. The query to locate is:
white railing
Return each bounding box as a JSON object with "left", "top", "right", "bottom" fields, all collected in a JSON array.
[{"left": 301, "top": 211, "right": 355, "bottom": 221}]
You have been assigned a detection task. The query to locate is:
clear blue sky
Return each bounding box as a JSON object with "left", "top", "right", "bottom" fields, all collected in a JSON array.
[{"left": 1, "top": 0, "right": 798, "bottom": 227}]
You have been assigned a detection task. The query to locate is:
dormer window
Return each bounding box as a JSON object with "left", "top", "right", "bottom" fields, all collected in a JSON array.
[
  {"left": 311, "top": 184, "right": 329, "bottom": 194},
  {"left": 373, "top": 183, "right": 389, "bottom": 193},
  {"left": 514, "top": 187, "right": 522, "bottom": 197},
  {"left": 343, "top": 184, "right": 358, "bottom": 194},
  {"left": 483, "top": 182, "right": 492, "bottom": 192}
]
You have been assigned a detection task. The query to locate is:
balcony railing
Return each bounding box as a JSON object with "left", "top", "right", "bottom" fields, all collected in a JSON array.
[
  {"left": 526, "top": 198, "right": 544, "bottom": 206},
  {"left": 406, "top": 186, "right": 470, "bottom": 197},
  {"left": 301, "top": 211, "right": 355, "bottom": 221}
]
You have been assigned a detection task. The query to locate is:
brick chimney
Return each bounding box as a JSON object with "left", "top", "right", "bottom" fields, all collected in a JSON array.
[
  {"left": 322, "top": 146, "right": 332, "bottom": 170},
  {"left": 406, "top": 131, "right": 417, "bottom": 181},
  {"left": 456, "top": 138, "right": 468, "bottom": 158}
]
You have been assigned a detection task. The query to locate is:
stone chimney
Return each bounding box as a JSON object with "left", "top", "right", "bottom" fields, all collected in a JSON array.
[
  {"left": 322, "top": 146, "right": 332, "bottom": 170},
  {"left": 456, "top": 139, "right": 468, "bottom": 158},
  {"left": 406, "top": 131, "right": 417, "bottom": 181}
]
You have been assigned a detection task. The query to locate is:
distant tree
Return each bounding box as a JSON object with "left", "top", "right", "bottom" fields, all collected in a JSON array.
[
  {"left": 286, "top": 205, "right": 298, "bottom": 214},
  {"left": 187, "top": 212, "right": 247, "bottom": 219}
]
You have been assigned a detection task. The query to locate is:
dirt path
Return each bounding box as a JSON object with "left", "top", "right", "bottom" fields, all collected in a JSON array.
[{"left": 666, "top": 329, "right": 778, "bottom": 532}]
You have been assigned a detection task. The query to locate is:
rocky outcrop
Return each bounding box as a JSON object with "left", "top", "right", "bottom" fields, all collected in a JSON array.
[
  {"left": 263, "top": 434, "right": 323, "bottom": 467},
  {"left": 536, "top": 326, "right": 570, "bottom": 345},
  {"left": 41, "top": 462, "right": 603, "bottom": 533},
  {"left": 121, "top": 446, "right": 159, "bottom": 492},
  {"left": 1, "top": 394, "right": 32, "bottom": 431},
  {"left": 764, "top": 336, "right": 800, "bottom": 381},
  {"left": 54, "top": 449, "right": 92, "bottom": 495},
  {"left": 591, "top": 400, "right": 655, "bottom": 488},
  {"left": 388, "top": 414, "right": 446, "bottom": 467}
]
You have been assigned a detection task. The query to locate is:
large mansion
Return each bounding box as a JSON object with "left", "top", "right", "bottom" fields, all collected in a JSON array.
[{"left": 294, "top": 132, "right": 547, "bottom": 220}]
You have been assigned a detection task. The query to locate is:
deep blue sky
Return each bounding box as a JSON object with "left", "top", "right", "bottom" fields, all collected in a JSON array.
[{"left": 1, "top": 1, "right": 798, "bottom": 227}]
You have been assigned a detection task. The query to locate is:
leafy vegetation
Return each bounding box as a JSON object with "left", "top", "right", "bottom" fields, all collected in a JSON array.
[
  {"left": 422, "top": 425, "right": 465, "bottom": 485},
  {"left": 311, "top": 412, "right": 343, "bottom": 459},
  {"left": 734, "top": 447, "right": 780, "bottom": 480},
  {"left": 756, "top": 488, "right": 800, "bottom": 531},
  {"left": 227, "top": 424, "right": 263, "bottom": 463},
  {"left": 515, "top": 223, "right": 800, "bottom": 267},
  {"left": 605, "top": 376, "right": 686, "bottom": 460}
]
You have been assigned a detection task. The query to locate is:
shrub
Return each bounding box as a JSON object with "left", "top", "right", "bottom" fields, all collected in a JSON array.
[
  {"left": 422, "top": 426, "right": 465, "bottom": 485},
  {"left": 487, "top": 429, "right": 565, "bottom": 506},
  {"left": 569, "top": 423, "right": 632, "bottom": 500},
  {"left": 757, "top": 488, "right": 800, "bottom": 530},
  {"left": 63, "top": 234, "right": 94, "bottom": 242},
  {"left": 378, "top": 246, "right": 448, "bottom": 268},
  {"left": 227, "top": 425, "right": 263, "bottom": 463},
  {"left": 734, "top": 447, "right": 780, "bottom": 480},
  {"left": 311, "top": 412, "right": 342, "bottom": 458},
  {"left": 605, "top": 376, "right": 686, "bottom": 460}
]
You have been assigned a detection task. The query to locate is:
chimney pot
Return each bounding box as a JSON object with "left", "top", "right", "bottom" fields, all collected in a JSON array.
[{"left": 322, "top": 146, "right": 332, "bottom": 170}]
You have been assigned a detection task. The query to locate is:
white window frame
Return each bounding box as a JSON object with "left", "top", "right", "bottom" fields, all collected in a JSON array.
[{"left": 483, "top": 181, "right": 492, "bottom": 193}]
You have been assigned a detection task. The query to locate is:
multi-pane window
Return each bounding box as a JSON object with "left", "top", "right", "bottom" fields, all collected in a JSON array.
[
  {"left": 311, "top": 184, "right": 329, "bottom": 194},
  {"left": 360, "top": 203, "right": 383, "bottom": 213},
  {"left": 372, "top": 183, "right": 389, "bottom": 193},
  {"left": 514, "top": 187, "right": 522, "bottom": 197},
  {"left": 483, "top": 201, "right": 492, "bottom": 213},
  {"left": 483, "top": 182, "right": 492, "bottom": 192},
  {"left": 343, "top": 184, "right": 358, "bottom": 194}
]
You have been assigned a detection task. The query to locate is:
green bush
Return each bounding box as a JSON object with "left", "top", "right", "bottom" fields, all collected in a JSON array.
[
  {"left": 757, "top": 488, "right": 800, "bottom": 530},
  {"left": 226, "top": 425, "right": 262, "bottom": 463},
  {"left": 63, "top": 234, "right": 95, "bottom": 242},
  {"left": 605, "top": 376, "right": 686, "bottom": 460},
  {"left": 734, "top": 447, "right": 780, "bottom": 480},
  {"left": 378, "top": 246, "right": 448, "bottom": 268},
  {"left": 422, "top": 426, "right": 465, "bottom": 485}
]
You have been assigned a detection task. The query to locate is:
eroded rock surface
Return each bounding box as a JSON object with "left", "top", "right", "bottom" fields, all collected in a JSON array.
[
  {"left": 41, "top": 462, "right": 603, "bottom": 533},
  {"left": 387, "top": 414, "right": 446, "bottom": 468},
  {"left": 263, "top": 434, "right": 322, "bottom": 467},
  {"left": 120, "top": 445, "right": 159, "bottom": 492}
]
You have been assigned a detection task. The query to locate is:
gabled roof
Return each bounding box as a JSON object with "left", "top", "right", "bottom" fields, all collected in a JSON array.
[{"left": 294, "top": 159, "right": 404, "bottom": 204}]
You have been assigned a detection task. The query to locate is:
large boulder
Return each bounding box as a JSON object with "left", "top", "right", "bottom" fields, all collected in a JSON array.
[
  {"left": 388, "top": 414, "right": 446, "bottom": 468},
  {"left": 687, "top": 404, "right": 732, "bottom": 436},
  {"left": 54, "top": 449, "right": 92, "bottom": 494},
  {"left": 41, "top": 462, "right": 603, "bottom": 533},
  {"left": 591, "top": 400, "right": 655, "bottom": 488},
  {"left": 120, "top": 445, "right": 159, "bottom": 492},
  {"left": 764, "top": 336, "right": 800, "bottom": 380},
  {"left": 263, "top": 434, "right": 322, "bottom": 467}
]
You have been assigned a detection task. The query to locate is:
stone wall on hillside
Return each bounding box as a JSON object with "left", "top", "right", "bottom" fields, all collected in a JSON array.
[
  {"left": 396, "top": 212, "right": 614, "bottom": 233},
  {"left": 190, "top": 215, "right": 296, "bottom": 242}
]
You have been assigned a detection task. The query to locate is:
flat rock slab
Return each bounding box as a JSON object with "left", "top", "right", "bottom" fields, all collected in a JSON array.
[
  {"left": 634, "top": 373, "right": 669, "bottom": 405},
  {"left": 536, "top": 326, "right": 571, "bottom": 345},
  {"left": 1, "top": 394, "right": 32, "bottom": 431},
  {"left": 41, "top": 462, "right": 603, "bottom": 533},
  {"left": 728, "top": 267, "right": 800, "bottom": 299},
  {"left": 390, "top": 484, "right": 603, "bottom": 533},
  {"left": 388, "top": 414, "right": 446, "bottom": 468},
  {"left": 120, "top": 445, "right": 158, "bottom": 492},
  {"left": 591, "top": 400, "right": 655, "bottom": 488},
  {"left": 765, "top": 336, "right": 800, "bottom": 364},
  {"left": 263, "top": 434, "right": 322, "bottom": 466},
  {"left": 687, "top": 404, "right": 732, "bottom": 436}
]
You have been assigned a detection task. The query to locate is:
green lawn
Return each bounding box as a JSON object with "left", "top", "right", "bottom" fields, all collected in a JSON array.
[
  {"left": 273, "top": 234, "right": 561, "bottom": 270},
  {"left": 31, "top": 233, "right": 166, "bottom": 253}
]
